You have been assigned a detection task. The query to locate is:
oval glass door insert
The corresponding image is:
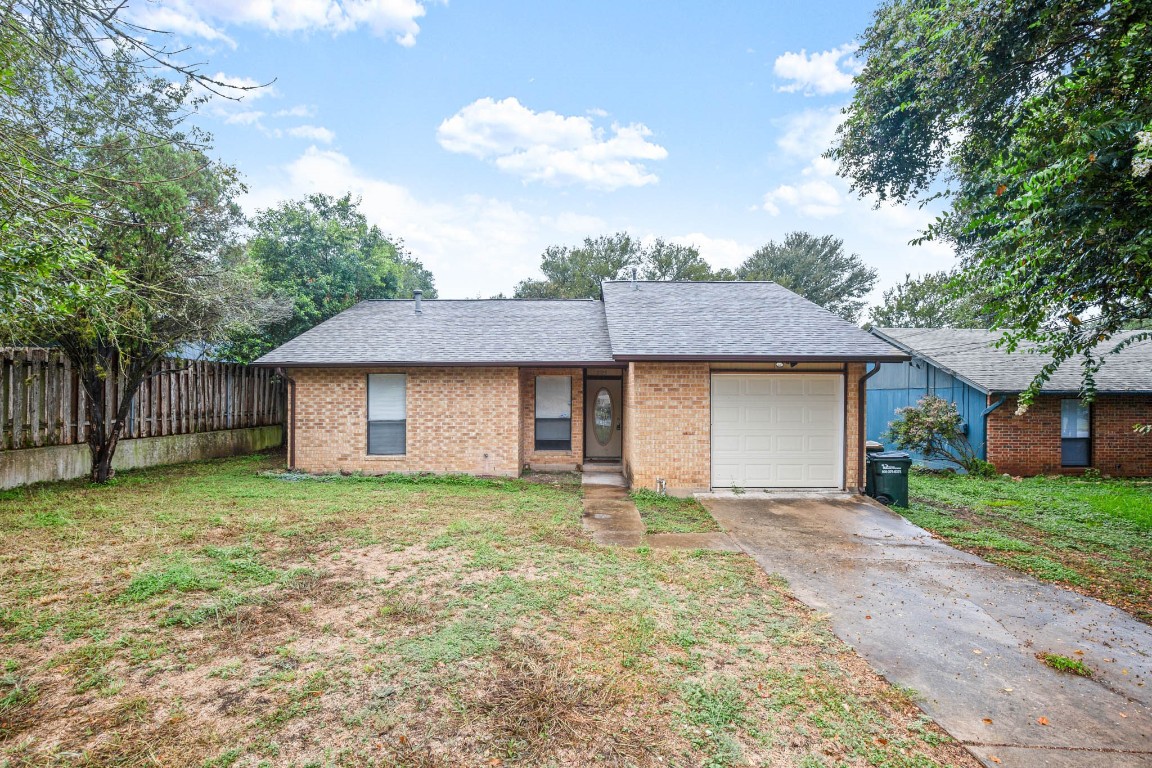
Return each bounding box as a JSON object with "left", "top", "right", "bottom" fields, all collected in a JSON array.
[{"left": 593, "top": 388, "right": 614, "bottom": 446}]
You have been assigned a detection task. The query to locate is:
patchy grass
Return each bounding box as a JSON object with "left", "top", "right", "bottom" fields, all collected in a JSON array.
[
  {"left": 905, "top": 471, "right": 1152, "bottom": 622},
  {"left": 631, "top": 489, "right": 721, "bottom": 534},
  {"left": 0, "top": 455, "right": 974, "bottom": 767},
  {"left": 1037, "top": 652, "right": 1094, "bottom": 677}
]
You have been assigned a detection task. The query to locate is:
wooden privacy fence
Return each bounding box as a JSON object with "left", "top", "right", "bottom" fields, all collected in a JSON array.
[{"left": 0, "top": 348, "right": 284, "bottom": 450}]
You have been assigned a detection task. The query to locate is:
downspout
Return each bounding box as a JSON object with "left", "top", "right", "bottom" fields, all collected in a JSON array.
[
  {"left": 277, "top": 367, "right": 297, "bottom": 470},
  {"left": 857, "top": 362, "right": 882, "bottom": 492},
  {"left": 980, "top": 396, "right": 1007, "bottom": 462}
]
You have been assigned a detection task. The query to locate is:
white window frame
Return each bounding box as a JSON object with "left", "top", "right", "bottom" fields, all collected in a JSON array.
[
  {"left": 367, "top": 374, "right": 407, "bottom": 456},
  {"left": 534, "top": 375, "right": 572, "bottom": 452}
]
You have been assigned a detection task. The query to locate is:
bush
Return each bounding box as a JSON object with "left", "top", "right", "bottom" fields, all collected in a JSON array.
[{"left": 884, "top": 395, "right": 994, "bottom": 476}]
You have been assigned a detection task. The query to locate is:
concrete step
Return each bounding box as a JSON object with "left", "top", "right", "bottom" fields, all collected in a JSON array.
[{"left": 582, "top": 462, "right": 623, "bottom": 473}]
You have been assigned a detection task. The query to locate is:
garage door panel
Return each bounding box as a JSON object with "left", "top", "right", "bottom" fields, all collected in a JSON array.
[{"left": 711, "top": 374, "right": 844, "bottom": 489}]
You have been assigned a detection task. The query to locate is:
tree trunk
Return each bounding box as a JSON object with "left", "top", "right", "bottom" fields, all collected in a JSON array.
[{"left": 78, "top": 350, "right": 154, "bottom": 484}]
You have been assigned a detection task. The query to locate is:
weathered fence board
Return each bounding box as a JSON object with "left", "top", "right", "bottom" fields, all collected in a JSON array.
[{"left": 0, "top": 349, "right": 283, "bottom": 450}]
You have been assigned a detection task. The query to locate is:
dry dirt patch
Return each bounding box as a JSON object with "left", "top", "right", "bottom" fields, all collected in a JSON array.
[{"left": 0, "top": 456, "right": 975, "bottom": 766}]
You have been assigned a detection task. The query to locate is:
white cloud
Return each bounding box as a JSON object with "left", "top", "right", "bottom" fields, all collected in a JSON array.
[
  {"left": 275, "top": 105, "right": 318, "bottom": 118},
  {"left": 287, "top": 124, "right": 336, "bottom": 143},
  {"left": 762, "top": 178, "right": 842, "bottom": 218},
  {"left": 775, "top": 107, "right": 843, "bottom": 158},
  {"left": 245, "top": 147, "right": 626, "bottom": 297},
  {"left": 667, "top": 233, "right": 754, "bottom": 270},
  {"left": 774, "top": 44, "right": 862, "bottom": 96},
  {"left": 223, "top": 110, "right": 265, "bottom": 126},
  {"left": 127, "top": 0, "right": 428, "bottom": 47},
  {"left": 437, "top": 97, "right": 668, "bottom": 190}
]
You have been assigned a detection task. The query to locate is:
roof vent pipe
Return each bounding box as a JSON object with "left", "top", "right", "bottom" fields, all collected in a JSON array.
[
  {"left": 413, "top": 289, "right": 422, "bottom": 314},
  {"left": 631, "top": 267, "right": 638, "bottom": 290}
]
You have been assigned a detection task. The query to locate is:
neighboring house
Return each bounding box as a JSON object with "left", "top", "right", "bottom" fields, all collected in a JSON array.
[
  {"left": 253, "top": 281, "right": 906, "bottom": 495},
  {"left": 868, "top": 328, "right": 1152, "bottom": 476}
]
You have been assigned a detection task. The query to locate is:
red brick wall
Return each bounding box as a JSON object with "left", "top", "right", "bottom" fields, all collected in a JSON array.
[
  {"left": 287, "top": 367, "right": 521, "bottom": 476},
  {"left": 986, "top": 394, "right": 1152, "bottom": 476},
  {"left": 519, "top": 368, "right": 584, "bottom": 469},
  {"left": 623, "top": 362, "right": 712, "bottom": 494}
]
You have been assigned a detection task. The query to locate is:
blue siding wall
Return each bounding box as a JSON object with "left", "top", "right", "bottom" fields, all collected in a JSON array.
[{"left": 866, "top": 360, "right": 989, "bottom": 468}]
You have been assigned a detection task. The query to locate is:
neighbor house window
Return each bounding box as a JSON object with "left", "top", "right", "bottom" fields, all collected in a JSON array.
[
  {"left": 368, "top": 374, "right": 406, "bottom": 455},
  {"left": 1060, "top": 399, "right": 1090, "bottom": 467},
  {"left": 534, "top": 376, "right": 571, "bottom": 451}
]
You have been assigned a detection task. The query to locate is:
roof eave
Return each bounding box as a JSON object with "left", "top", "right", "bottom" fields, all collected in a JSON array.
[
  {"left": 250, "top": 359, "right": 623, "bottom": 368},
  {"left": 610, "top": 353, "right": 911, "bottom": 363}
]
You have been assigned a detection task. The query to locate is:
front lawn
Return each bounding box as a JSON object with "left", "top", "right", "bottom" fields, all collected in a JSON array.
[
  {"left": 0, "top": 455, "right": 973, "bottom": 767},
  {"left": 905, "top": 471, "right": 1152, "bottom": 623},
  {"left": 631, "top": 489, "right": 721, "bottom": 534}
]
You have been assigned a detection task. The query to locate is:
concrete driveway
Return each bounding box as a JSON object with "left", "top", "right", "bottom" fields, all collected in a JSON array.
[{"left": 701, "top": 494, "right": 1152, "bottom": 768}]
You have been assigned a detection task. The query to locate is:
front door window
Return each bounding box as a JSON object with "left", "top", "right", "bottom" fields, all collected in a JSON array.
[{"left": 593, "top": 388, "right": 614, "bottom": 446}]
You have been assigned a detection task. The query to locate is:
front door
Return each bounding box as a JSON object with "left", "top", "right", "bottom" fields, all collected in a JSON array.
[{"left": 585, "top": 378, "right": 622, "bottom": 460}]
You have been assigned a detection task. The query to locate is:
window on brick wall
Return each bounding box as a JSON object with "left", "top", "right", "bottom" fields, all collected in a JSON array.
[
  {"left": 368, "top": 374, "right": 406, "bottom": 455},
  {"left": 534, "top": 375, "right": 571, "bottom": 451},
  {"left": 1060, "top": 399, "right": 1090, "bottom": 467}
]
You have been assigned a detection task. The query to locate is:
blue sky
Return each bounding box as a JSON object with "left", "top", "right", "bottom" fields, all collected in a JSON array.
[{"left": 130, "top": 0, "right": 955, "bottom": 301}]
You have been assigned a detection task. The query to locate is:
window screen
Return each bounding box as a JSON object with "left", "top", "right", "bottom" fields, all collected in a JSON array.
[
  {"left": 368, "top": 374, "right": 406, "bottom": 455},
  {"left": 1060, "top": 399, "right": 1090, "bottom": 467},
  {"left": 534, "top": 376, "right": 571, "bottom": 451}
]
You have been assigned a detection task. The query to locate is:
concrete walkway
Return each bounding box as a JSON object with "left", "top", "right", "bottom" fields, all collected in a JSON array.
[
  {"left": 701, "top": 494, "right": 1152, "bottom": 768},
  {"left": 580, "top": 473, "right": 738, "bottom": 551}
]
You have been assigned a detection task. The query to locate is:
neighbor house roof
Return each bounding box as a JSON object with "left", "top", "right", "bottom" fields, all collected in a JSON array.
[
  {"left": 871, "top": 328, "right": 1152, "bottom": 394},
  {"left": 601, "top": 281, "right": 907, "bottom": 361},
  {"left": 253, "top": 281, "right": 908, "bottom": 367},
  {"left": 253, "top": 299, "right": 616, "bottom": 366}
]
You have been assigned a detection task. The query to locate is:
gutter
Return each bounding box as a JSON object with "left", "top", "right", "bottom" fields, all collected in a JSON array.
[
  {"left": 276, "top": 367, "right": 297, "bottom": 471},
  {"left": 980, "top": 396, "right": 1007, "bottom": 462},
  {"left": 857, "top": 362, "right": 882, "bottom": 492}
]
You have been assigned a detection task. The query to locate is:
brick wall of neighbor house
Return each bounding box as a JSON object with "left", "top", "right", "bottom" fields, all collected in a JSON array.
[
  {"left": 986, "top": 394, "right": 1152, "bottom": 476},
  {"left": 623, "top": 362, "right": 711, "bottom": 494},
  {"left": 288, "top": 367, "right": 521, "bottom": 476},
  {"left": 519, "top": 368, "right": 584, "bottom": 470}
]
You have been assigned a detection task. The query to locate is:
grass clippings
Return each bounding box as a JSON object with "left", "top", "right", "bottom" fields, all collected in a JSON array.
[
  {"left": 0, "top": 454, "right": 975, "bottom": 767},
  {"left": 904, "top": 471, "right": 1152, "bottom": 623}
]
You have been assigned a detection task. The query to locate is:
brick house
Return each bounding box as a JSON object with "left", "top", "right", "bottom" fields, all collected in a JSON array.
[
  {"left": 868, "top": 328, "right": 1152, "bottom": 477},
  {"left": 253, "top": 281, "right": 906, "bottom": 494}
]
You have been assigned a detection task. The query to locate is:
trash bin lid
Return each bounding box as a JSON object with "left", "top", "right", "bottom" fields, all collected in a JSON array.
[
  {"left": 870, "top": 451, "right": 911, "bottom": 460},
  {"left": 865, "top": 440, "right": 884, "bottom": 451}
]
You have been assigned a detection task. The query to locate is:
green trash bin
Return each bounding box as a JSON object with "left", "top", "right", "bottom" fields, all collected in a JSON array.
[{"left": 867, "top": 451, "right": 911, "bottom": 507}]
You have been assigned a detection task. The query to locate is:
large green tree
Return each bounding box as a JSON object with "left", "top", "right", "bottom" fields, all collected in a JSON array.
[
  {"left": 736, "top": 232, "right": 878, "bottom": 323},
  {"left": 868, "top": 270, "right": 999, "bottom": 328},
  {"left": 221, "top": 194, "right": 437, "bottom": 363},
  {"left": 834, "top": 0, "right": 1152, "bottom": 404},
  {"left": 0, "top": 2, "right": 258, "bottom": 329},
  {"left": 19, "top": 137, "right": 279, "bottom": 482}
]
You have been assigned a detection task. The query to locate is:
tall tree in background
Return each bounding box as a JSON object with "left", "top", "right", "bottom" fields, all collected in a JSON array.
[
  {"left": 515, "top": 233, "right": 642, "bottom": 298},
  {"left": 868, "top": 271, "right": 999, "bottom": 329},
  {"left": 834, "top": 0, "right": 1152, "bottom": 405},
  {"left": 18, "top": 137, "right": 279, "bottom": 482},
  {"left": 0, "top": 2, "right": 258, "bottom": 330},
  {"left": 221, "top": 194, "right": 436, "bottom": 362},
  {"left": 514, "top": 233, "right": 714, "bottom": 298},
  {"left": 736, "top": 232, "right": 877, "bottom": 323}
]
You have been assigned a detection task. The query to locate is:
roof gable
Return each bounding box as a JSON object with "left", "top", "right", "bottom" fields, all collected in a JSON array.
[
  {"left": 871, "top": 328, "right": 1152, "bottom": 393},
  {"left": 601, "top": 281, "right": 906, "bottom": 361}
]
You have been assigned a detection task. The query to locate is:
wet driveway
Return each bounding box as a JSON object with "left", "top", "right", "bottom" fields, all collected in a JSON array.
[{"left": 701, "top": 494, "right": 1152, "bottom": 767}]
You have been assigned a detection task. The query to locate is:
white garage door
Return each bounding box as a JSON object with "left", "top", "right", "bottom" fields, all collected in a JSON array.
[{"left": 711, "top": 373, "right": 845, "bottom": 489}]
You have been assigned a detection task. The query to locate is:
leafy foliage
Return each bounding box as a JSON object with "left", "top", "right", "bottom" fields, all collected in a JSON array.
[
  {"left": 834, "top": 0, "right": 1152, "bottom": 404},
  {"left": 0, "top": 1, "right": 259, "bottom": 330},
  {"left": 735, "top": 232, "right": 877, "bottom": 322},
  {"left": 514, "top": 233, "right": 714, "bottom": 298},
  {"left": 884, "top": 395, "right": 995, "bottom": 476},
  {"left": 219, "top": 193, "right": 436, "bottom": 363},
  {"left": 868, "top": 270, "right": 1000, "bottom": 328},
  {"left": 22, "top": 135, "right": 280, "bottom": 482}
]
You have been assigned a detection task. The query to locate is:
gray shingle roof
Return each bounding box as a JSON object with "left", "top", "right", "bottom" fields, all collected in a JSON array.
[
  {"left": 253, "top": 299, "right": 615, "bottom": 366},
  {"left": 871, "top": 328, "right": 1152, "bottom": 394},
  {"left": 601, "top": 281, "right": 907, "bottom": 361}
]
